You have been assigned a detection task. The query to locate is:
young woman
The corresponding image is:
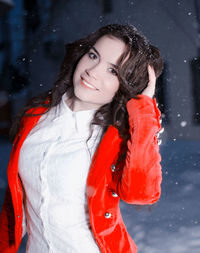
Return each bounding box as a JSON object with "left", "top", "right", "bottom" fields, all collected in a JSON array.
[{"left": 0, "top": 24, "right": 163, "bottom": 253}]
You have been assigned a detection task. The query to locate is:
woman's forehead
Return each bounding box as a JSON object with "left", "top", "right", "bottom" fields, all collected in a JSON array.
[{"left": 93, "top": 35, "right": 127, "bottom": 65}]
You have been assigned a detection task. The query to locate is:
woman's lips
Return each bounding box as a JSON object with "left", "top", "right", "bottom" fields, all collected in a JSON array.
[{"left": 80, "top": 77, "right": 97, "bottom": 90}]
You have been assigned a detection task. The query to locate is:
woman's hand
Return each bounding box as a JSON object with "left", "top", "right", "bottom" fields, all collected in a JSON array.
[{"left": 142, "top": 65, "right": 156, "bottom": 98}]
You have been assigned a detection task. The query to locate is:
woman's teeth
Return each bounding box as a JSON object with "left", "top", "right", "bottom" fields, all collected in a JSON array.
[{"left": 82, "top": 79, "right": 96, "bottom": 89}]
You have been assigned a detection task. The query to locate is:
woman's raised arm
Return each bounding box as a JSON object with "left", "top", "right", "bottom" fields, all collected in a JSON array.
[{"left": 116, "top": 66, "right": 163, "bottom": 204}]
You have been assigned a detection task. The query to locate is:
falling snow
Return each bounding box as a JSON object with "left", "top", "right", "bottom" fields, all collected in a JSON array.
[{"left": 180, "top": 121, "right": 187, "bottom": 127}]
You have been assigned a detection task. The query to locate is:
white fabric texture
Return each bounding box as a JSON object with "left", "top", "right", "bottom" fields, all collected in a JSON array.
[{"left": 18, "top": 92, "right": 102, "bottom": 253}]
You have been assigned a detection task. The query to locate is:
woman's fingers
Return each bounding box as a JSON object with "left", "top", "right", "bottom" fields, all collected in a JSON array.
[
  {"left": 142, "top": 65, "right": 156, "bottom": 98},
  {"left": 148, "top": 65, "right": 156, "bottom": 86}
]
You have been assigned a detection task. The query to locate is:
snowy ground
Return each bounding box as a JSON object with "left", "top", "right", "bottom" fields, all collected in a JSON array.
[{"left": 0, "top": 137, "right": 200, "bottom": 253}]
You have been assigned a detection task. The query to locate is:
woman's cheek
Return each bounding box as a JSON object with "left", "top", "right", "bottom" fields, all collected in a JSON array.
[{"left": 109, "top": 79, "right": 120, "bottom": 93}]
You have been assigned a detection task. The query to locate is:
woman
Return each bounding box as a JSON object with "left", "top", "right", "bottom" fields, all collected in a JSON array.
[{"left": 0, "top": 24, "right": 163, "bottom": 253}]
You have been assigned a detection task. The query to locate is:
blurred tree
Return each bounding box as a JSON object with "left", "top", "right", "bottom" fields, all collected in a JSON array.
[
  {"left": 190, "top": 0, "right": 200, "bottom": 124},
  {"left": 23, "top": 0, "right": 40, "bottom": 31},
  {"left": 99, "top": 0, "right": 112, "bottom": 14}
]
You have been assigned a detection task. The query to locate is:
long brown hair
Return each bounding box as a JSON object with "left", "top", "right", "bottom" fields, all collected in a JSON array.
[{"left": 10, "top": 24, "right": 163, "bottom": 146}]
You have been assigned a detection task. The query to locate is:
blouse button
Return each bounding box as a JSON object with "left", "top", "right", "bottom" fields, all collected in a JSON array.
[
  {"left": 105, "top": 212, "right": 111, "bottom": 218},
  {"left": 111, "top": 164, "right": 116, "bottom": 172},
  {"left": 112, "top": 192, "right": 118, "bottom": 197}
]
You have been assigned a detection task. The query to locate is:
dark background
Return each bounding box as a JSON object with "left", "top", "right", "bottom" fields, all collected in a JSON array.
[{"left": 0, "top": 1, "right": 200, "bottom": 252}]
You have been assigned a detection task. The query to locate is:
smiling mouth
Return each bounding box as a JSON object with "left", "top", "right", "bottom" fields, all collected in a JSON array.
[{"left": 80, "top": 77, "right": 97, "bottom": 90}]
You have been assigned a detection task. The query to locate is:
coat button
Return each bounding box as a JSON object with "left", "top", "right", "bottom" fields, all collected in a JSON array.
[
  {"left": 112, "top": 192, "right": 118, "bottom": 197},
  {"left": 111, "top": 164, "right": 116, "bottom": 172},
  {"left": 105, "top": 212, "right": 111, "bottom": 218},
  {"left": 17, "top": 215, "right": 21, "bottom": 218}
]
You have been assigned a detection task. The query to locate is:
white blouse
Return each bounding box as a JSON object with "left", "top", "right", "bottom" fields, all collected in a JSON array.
[{"left": 18, "top": 92, "right": 102, "bottom": 253}]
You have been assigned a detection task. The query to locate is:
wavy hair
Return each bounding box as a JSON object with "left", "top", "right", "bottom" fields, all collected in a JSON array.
[{"left": 10, "top": 24, "right": 163, "bottom": 151}]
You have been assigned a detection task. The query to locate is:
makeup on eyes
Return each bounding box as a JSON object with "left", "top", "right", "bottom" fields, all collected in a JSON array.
[{"left": 89, "top": 47, "right": 118, "bottom": 76}]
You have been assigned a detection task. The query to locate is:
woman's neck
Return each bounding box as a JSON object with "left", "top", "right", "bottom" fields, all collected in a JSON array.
[{"left": 65, "top": 96, "right": 101, "bottom": 112}]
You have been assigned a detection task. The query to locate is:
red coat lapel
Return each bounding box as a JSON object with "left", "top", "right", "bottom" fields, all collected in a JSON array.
[
  {"left": 7, "top": 107, "right": 48, "bottom": 220},
  {"left": 87, "top": 125, "right": 123, "bottom": 200}
]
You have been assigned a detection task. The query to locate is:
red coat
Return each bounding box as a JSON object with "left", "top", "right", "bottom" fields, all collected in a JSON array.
[{"left": 0, "top": 94, "right": 162, "bottom": 253}]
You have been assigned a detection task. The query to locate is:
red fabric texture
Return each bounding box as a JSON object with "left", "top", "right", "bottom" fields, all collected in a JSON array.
[{"left": 0, "top": 95, "right": 162, "bottom": 253}]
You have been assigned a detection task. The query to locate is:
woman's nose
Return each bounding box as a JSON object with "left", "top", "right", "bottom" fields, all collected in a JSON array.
[{"left": 85, "top": 64, "right": 101, "bottom": 79}]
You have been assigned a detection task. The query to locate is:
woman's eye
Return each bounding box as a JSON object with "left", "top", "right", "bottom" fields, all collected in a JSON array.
[
  {"left": 88, "top": 52, "right": 97, "bottom": 59},
  {"left": 109, "top": 68, "right": 118, "bottom": 76}
]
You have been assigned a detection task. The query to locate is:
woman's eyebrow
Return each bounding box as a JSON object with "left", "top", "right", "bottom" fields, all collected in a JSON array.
[
  {"left": 91, "top": 46, "right": 100, "bottom": 57},
  {"left": 91, "top": 46, "right": 118, "bottom": 69}
]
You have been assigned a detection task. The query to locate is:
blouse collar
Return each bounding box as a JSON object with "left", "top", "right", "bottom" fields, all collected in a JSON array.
[{"left": 55, "top": 92, "right": 99, "bottom": 134}]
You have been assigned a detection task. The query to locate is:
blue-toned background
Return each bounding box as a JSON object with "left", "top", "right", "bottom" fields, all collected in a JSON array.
[{"left": 0, "top": 0, "right": 200, "bottom": 252}]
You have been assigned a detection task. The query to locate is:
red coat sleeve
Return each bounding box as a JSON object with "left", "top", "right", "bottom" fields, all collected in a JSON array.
[{"left": 116, "top": 94, "right": 162, "bottom": 205}]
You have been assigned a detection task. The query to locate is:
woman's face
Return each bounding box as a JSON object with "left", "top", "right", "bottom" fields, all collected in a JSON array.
[{"left": 71, "top": 35, "right": 126, "bottom": 111}]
